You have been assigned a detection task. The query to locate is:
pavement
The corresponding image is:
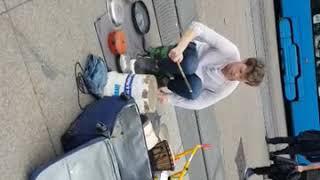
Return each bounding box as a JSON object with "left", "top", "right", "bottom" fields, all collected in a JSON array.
[
  {"left": 0, "top": 0, "right": 106, "bottom": 179},
  {"left": 0, "top": 0, "right": 286, "bottom": 180}
]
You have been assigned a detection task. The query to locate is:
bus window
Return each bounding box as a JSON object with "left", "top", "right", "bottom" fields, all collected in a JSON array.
[
  {"left": 314, "top": 15, "right": 320, "bottom": 59},
  {"left": 313, "top": 2, "right": 320, "bottom": 96}
]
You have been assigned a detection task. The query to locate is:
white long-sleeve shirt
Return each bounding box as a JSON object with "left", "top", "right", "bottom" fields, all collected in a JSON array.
[{"left": 168, "top": 22, "right": 240, "bottom": 110}]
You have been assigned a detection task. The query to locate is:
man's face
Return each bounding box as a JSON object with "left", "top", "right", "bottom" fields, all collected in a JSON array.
[{"left": 223, "top": 62, "right": 248, "bottom": 81}]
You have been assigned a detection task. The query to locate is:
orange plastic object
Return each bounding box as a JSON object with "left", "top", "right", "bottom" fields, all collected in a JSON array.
[{"left": 107, "top": 30, "right": 127, "bottom": 55}]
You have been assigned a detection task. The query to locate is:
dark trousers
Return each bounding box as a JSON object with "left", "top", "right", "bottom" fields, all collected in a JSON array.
[
  {"left": 253, "top": 156, "right": 300, "bottom": 180},
  {"left": 158, "top": 43, "right": 202, "bottom": 100},
  {"left": 268, "top": 137, "right": 299, "bottom": 156},
  {"left": 252, "top": 165, "right": 296, "bottom": 180},
  {"left": 252, "top": 166, "right": 286, "bottom": 180},
  {"left": 272, "top": 146, "right": 301, "bottom": 156},
  {"left": 267, "top": 137, "right": 296, "bottom": 144},
  {"left": 253, "top": 166, "right": 273, "bottom": 175}
]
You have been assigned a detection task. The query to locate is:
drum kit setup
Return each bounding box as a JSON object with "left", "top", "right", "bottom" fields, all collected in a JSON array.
[
  {"left": 106, "top": 0, "right": 192, "bottom": 93},
  {"left": 105, "top": 0, "right": 209, "bottom": 179}
]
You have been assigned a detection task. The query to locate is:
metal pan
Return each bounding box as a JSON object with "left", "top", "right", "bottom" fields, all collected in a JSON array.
[{"left": 107, "top": 0, "right": 124, "bottom": 27}]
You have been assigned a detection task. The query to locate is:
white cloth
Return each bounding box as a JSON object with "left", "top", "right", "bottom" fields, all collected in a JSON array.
[{"left": 168, "top": 21, "right": 241, "bottom": 110}]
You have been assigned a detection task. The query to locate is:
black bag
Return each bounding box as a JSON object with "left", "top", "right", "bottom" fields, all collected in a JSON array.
[{"left": 61, "top": 95, "right": 131, "bottom": 152}]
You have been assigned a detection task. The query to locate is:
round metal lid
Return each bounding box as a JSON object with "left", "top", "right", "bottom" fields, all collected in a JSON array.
[
  {"left": 132, "top": 1, "right": 150, "bottom": 35},
  {"left": 107, "top": 0, "right": 124, "bottom": 27}
]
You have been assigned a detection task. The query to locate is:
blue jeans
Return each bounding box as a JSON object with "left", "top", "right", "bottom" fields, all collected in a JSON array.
[{"left": 158, "top": 43, "right": 202, "bottom": 100}]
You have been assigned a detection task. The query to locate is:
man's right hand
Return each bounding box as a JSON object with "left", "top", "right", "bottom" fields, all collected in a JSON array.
[
  {"left": 157, "top": 90, "right": 168, "bottom": 104},
  {"left": 168, "top": 47, "right": 184, "bottom": 63}
]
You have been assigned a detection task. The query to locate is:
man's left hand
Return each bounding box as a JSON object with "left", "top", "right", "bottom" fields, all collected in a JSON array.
[{"left": 296, "top": 166, "right": 304, "bottom": 172}]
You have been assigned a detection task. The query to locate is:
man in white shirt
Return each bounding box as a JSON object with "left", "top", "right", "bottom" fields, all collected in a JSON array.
[
  {"left": 120, "top": 21, "right": 265, "bottom": 110},
  {"left": 155, "top": 21, "right": 265, "bottom": 110}
]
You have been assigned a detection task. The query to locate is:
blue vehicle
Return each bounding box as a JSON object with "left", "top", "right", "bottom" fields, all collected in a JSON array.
[{"left": 276, "top": 0, "right": 320, "bottom": 164}]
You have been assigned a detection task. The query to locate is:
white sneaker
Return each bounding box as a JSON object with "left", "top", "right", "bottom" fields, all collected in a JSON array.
[{"left": 119, "top": 55, "right": 136, "bottom": 73}]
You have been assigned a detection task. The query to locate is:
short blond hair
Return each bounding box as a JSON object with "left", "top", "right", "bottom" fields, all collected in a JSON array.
[{"left": 244, "top": 58, "right": 265, "bottom": 86}]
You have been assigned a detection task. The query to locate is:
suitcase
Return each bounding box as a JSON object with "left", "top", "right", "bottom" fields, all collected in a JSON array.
[
  {"left": 30, "top": 138, "right": 121, "bottom": 180},
  {"left": 61, "top": 95, "right": 131, "bottom": 152},
  {"left": 31, "top": 96, "right": 153, "bottom": 180}
]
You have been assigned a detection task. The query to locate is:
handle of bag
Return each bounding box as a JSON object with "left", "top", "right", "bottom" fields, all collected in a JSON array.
[{"left": 65, "top": 122, "right": 112, "bottom": 139}]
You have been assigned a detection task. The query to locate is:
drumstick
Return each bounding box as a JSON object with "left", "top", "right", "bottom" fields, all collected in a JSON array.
[{"left": 177, "top": 62, "right": 193, "bottom": 93}]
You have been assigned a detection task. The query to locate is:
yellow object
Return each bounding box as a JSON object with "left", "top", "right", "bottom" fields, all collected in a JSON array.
[{"left": 169, "top": 144, "right": 212, "bottom": 180}]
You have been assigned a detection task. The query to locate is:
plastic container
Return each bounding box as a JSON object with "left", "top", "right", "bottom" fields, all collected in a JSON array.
[{"left": 103, "top": 71, "right": 158, "bottom": 113}]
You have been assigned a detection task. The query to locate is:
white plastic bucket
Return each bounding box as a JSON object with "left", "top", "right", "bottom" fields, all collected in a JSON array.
[{"left": 104, "top": 71, "right": 158, "bottom": 113}]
